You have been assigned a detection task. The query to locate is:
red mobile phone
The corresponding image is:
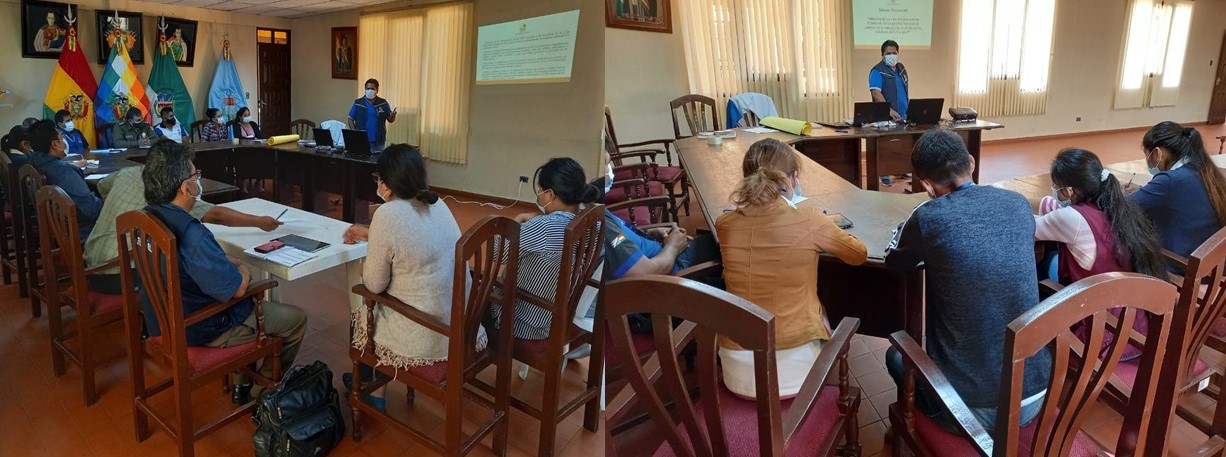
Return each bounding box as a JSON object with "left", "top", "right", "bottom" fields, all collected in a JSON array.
[{"left": 254, "top": 240, "right": 285, "bottom": 253}]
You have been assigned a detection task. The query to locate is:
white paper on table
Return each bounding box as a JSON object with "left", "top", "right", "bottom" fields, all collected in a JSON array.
[
  {"left": 243, "top": 246, "right": 317, "bottom": 267},
  {"left": 90, "top": 149, "right": 120, "bottom": 154},
  {"left": 84, "top": 173, "right": 110, "bottom": 181},
  {"left": 744, "top": 126, "right": 776, "bottom": 133}
]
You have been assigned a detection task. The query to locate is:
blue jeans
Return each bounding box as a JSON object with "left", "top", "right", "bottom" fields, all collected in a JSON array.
[{"left": 885, "top": 347, "right": 1042, "bottom": 433}]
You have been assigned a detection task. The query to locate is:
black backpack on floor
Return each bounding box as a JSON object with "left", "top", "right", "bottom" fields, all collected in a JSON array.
[{"left": 253, "top": 360, "right": 346, "bottom": 457}]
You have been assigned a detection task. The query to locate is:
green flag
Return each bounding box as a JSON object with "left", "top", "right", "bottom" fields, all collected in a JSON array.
[{"left": 147, "top": 28, "right": 194, "bottom": 131}]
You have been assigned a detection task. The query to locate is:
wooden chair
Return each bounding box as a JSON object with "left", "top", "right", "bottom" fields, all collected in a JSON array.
[
  {"left": 17, "top": 163, "right": 46, "bottom": 317},
  {"left": 474, "top": 204, "right": 605, "bottom": 457},
  {"left": 348, "top": 215, "right": 520, "bottom": 456},
  {"left": 289, "top": 119, "right": 315, "bottom": 139},
  {"left": 36, "top": 186, "right": 125, "bottom": 405},
  {"left": 0, "top": 153, "right": 27, "bottom": 297},
  {"left": 889, "top": 273, "right": 1184, "bottom": 456},
  {"left": 605, "top": 105, "right": 690, "bottom": 216},
  {"left": 605, "top": 275, "right": 862, "bottom": 456},
  {"left": 608, "top": 193, "right": 676, "bottom": 229},
  {"left": 188, "top": 120, "right": 207, "bottom": 143},
  {"left": 117, "top": 210, "right": 283, "bottom": 457},
  {"left": 97, "top": 123, "right": 114, "bottom": 149},
  {"left": 669, "top": 95, "right": 721, "bottom": 140}
]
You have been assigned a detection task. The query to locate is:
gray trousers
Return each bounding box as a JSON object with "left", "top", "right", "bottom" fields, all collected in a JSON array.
[{"left": 205, "top": 300, "right": 307, "bottom": 384}]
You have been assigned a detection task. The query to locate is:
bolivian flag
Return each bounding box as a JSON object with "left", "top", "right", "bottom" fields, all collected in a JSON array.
[
  {"left": 42, "top": 24, "right": 99, "bottom": 147},
  {"left": 94, "top": 32, "right": 151, "bottom": 128}
]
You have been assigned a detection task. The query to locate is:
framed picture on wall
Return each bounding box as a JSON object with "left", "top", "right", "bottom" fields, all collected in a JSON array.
[
  {"left": 161, "top": 17, "right": 198, "bottom": 67},
  {"left": 605, "top": 0, "right": 672, "bottom": 33},
  {"left": 21, "top": 0, "right": 72, "bottom": 59},
  {"left": 332, "top": 27, "right": 358, "bottom": 80},
  {"left": 96, "top": 10, "right": 145, "bottom": 64}
]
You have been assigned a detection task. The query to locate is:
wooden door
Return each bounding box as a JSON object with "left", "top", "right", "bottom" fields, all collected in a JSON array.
[
  {"left": 257, "top": 29, "right": 292, "bottom": 136},
  {"left": 1210, "top": 31, "right": 1226, "bottom": 125}
]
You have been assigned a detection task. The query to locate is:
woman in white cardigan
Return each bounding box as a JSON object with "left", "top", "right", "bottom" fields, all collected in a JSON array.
[{"left": 341, "top": 144, "right": 482, "bottom": 409}]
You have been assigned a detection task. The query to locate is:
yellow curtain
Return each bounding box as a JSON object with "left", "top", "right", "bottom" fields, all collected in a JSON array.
[
  {"left": 359, "top": 3, "right": 473, "bottom": 164},
  {"left": 676, "top": 0, "right": 852, "bottom": 123}
]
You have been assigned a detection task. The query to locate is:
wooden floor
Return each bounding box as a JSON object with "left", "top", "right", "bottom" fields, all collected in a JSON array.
[
  {"left": 0, "top": 190, "right": 604, "bottom": 457},
  {"left": 616, "top": 122, "right": 1226, "bottom": 456}
]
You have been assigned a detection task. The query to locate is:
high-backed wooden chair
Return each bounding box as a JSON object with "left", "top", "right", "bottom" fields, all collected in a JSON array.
[
  {"left": 188, "top": 120, "right": 207, "bottom": 143},
  {"left": 0, "top": 153, "right": 27, "bottom": 297},
  {"left": 605, "top": 275, "right": 862, "bottom": 457},
  {"left": 36, "top": 186, "right": 125, "bottom": 405},
  {"left": 605, "top": 105, "right": 690, "bottom": 216},
  {"left": 289, "top": 119, "right": 315, "bottom": 139},
  {"left": 97, "top": 123, "right": 114, "bottom": 149},
  {"left": 669, "top": 95, "right": 721, "bottom": 140},
  {"left": 117, "top": 210, "right": 283, "bottom": 457},
  {"left": 889, "top": 273, "right": 1184, "bottom": 456},
  {"left": 474, "top": 204, "right": 605, "bottom": 457},
  {"left": 17, "top": 163, "right": 46, "bottom": 317},
  {"left": 348, "top": 215, "right": 520, "bottom": 456},
  {"left": 608, "top": 193, "right": 676, "bottom": 229}
]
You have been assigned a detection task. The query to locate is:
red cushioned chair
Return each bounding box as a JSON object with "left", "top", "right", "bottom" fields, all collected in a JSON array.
[
  {"left": 117, "top": 210, "right": 283, "bottom": 457},
  {"left": 606, "top": 105, "right": 690, "bottom": 216},
  {"left": 348, "top": 215, "right": 520, "bottom": 457},
  {"left": 889, "top": 273, "right": 1187, "bottom": 456},
  {"left": 608, "top": 194, "right": 675, "bottom": 231},
  {"left": 605, "top": 274, "right": 862, "bottom": 457},
  {"left": 36, "top": 186, "right": 127, "bottom": 406}
]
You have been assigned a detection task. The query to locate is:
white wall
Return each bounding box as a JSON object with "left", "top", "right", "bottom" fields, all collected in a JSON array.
[
  {"left": 0, "top": 0, "right": 289, "bottom": 131},
  {"left": 606, "top": 0, "right": 1226, "bottom": 142},
  {"left": 290, "top": 10, "right": 361, "bottom": 124}
]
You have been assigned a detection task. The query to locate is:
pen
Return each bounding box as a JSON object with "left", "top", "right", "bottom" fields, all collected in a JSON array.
[
  {"left": 1126, "top": 173, "right": 1135, "bottom": 188},
  {"left": 275, "top": 209, "right": 288, "bottom": 220}
]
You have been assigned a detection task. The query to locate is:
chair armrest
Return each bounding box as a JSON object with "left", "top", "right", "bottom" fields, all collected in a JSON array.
[
  {"left": 611, "top": 151, "right": 660, "bottom": 164},
  {"left": 783, "top": 318, "right": 860, "bottom": 442},
  {"left": 184, "top": 279, "right": 279, "bottom": 326},
  {"left": 889, "top": 330, "right": 994, "bottom": 454},
  {"left": 618, "top": 138, "right": 674, "bottom": 150},
  {"left": 351, "top": 284, "right": 449, "bottom": 335},
  {"left": 607, "top": 196, "right": 673, "bottom": 213},
  {"left": 1038, "top": 279, "right": 1064, "bottom": 297},
  {"left": 83, "top": 257, "right": 121, "bottom": 276},
  {"left": 1163, "top": 249, "right": 1189, "bottom": 270},
  {"left": 674, "top": 261, "right": 723, "bottom": 280}
]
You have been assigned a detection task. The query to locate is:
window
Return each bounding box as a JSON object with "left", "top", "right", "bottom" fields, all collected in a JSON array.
[
  {"left": 257, "top": 29, "right": 289, "bottom": 45},
  {"left": 676, "top": 0, "right": 852, "bottom": 123},
  {"left": 359, "top": 3, "right": 473, "bottom": 164},
  {"left": 954, "top": 0, "right": 1056, "bottom": 117},
  {"left": 1114, "top": 0, "right": 1193, "bottom": 109}
]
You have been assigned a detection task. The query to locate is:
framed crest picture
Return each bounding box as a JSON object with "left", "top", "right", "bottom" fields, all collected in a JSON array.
[
  {"left": 96, "top": 10, "right": 144, "bottom": 64},
  {"left": 161, "top": 17, "right": 198, "bottom": 67},
  {"left": 21, "top": 0, "right": 72, "bottom": 59},
  {"left": 332, "top": 27, "right": 358, "bottom": 80},
  {"left": 605, "top": 0, "right": 672, "bottom": 33}
]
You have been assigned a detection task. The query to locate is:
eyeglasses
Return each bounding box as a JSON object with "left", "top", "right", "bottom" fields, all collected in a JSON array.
[{"left": 185, "top": 170, "right": 202, "bottom": 181}]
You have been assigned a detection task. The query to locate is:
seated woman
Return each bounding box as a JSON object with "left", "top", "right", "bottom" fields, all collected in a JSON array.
[
  {"left": 201, "top": 108, "right": 229, "bottom": 142},
  {"left": 498, "top": 157, "right": 601, "bottom": 340},
  {"left": 231, "top": 107, "right": 264, "bottom": 140},
  {"left": 1036, "top": 148, "right": 1165, "bottom": 360},
  {"left": 1132, "top": 121, "right": 1226, "bottom": 260},
  {"left": 715, "top": 138, "right": 868, "bottom": 399},
  {"left": 344, "top": 144, "right": 477, "bottom": 409}
]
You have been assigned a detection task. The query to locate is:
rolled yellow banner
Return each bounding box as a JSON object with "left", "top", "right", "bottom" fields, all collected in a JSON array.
[
  {"left": 267, "top": 134, "right": 300, "bottom": 146},
  {"left": 759, "top": 116, "right": 812, "bottom": 136}
]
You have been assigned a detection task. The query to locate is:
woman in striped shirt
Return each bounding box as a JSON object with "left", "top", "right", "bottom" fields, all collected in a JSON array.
[{"left": 494, "top": 158, "right": 601, "bottom": 340}]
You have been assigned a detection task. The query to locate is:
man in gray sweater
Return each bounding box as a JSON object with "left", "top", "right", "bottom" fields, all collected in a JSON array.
[{"left": 884, "top": 129, "right": 1051, "bottom": 432}]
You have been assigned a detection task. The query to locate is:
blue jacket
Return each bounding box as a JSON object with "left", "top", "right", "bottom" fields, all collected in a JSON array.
[
  {"left": 28, "top": 150, "right": 102, "bottom": 239},
  {"left": 1131, "top": 166, "right": 1222, "bottom": 259},
  {"left": 59, "top": 128, "right": 90, "bottom": 156},
  {"left": 869, "top": 60, "right": 909, "bottom": 118},
  {"left": 348, "top": 97, "right": 392, "bottom": 145}
]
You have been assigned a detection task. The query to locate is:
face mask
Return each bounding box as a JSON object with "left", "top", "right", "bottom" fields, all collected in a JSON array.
[
  {"left": 376, "top": 185, "right": 389, "bottom": 202},
  {"left": 243, "top": 116, "right": 253, "bottom": 123},
  {"left": 781, "top": 182, "right": 805, "bottom": 208},
  {"left": 1051, "top": 188, "right": 1071, "bottom": 208},
  {"left": 63, "top": 121, "right": 75, "bottom": 132},
  {"left": 604, "top": 163, "right": 614, "bottom": 194},
  {"left": 217, "top": 116, "right": 227, "bottom": 124},
  {"left": 163, "top": 117, "right": 175, "bottom": 125},
  {"left": 365, "top": 89, "right": 376, "bottom": 99},
  {"left": 884, "top": 54, "right": 899, "bottom": 66},
  {"left": 194, "top": 179, "right": 203, "bottom": 201},
  {"left": 535, "top": 189, "right": 552, "bottom": 214},
  {"left": 130, "top": 118, "right": 143, "bottom": 125}
]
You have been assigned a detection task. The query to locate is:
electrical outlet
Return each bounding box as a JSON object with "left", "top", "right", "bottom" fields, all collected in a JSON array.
[
  {"left": 1075, "top": 117, "right": 1082, "bottom": 122},
  {"left": 519, "top": 176, "right": 529, "bottom": 183}
]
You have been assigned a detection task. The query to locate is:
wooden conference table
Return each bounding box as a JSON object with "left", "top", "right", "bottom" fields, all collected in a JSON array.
[
  {"left": 785, "top": 120, "right": 1002, "bottom": 191},
  {"left": 676, "top": 129, "right": 929, "bottom": 339},
  {"left": 108, "top": 140, "right": 380, "bottom": 222},
  {"left": 81, "top": 153, "right": 239, "bottom": 198}
]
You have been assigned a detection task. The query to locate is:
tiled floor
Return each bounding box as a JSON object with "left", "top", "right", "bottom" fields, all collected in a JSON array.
[{"left": 0, "top": 190, "right": 604, "bottom": 457}]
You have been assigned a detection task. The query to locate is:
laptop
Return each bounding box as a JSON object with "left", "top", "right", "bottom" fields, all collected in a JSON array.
[
  {"left": 852, "top": 101, "right": 892, "bottom": 127},
  {"left": 341, "top": 129, "right": 372, "bottom": 156},
  {"left": 313, "top": 128, "right": 333, "bottom": 147},
  {"left": 907, "top": 98, "right": 945, "bottom": 125}
]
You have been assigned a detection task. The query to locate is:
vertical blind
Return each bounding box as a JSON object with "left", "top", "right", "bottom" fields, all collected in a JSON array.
[
  {"left": 1114, "top": 0, "right": 1193, "bottom": 109},
  {"left": 359, "top": 3, "right": 473, "bottom": 164},
  {"left": 954, "top": 0, "right": 1056, "bottom": 117},
  {"left": 676, "top": 0, "right": 852, "bottom": 123}
]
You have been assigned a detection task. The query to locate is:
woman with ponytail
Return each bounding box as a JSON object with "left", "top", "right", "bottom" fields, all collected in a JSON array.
[
  {"left": 1133, "top": 121, "right": 1226, "bottom": 260},
  {"left": 496, "top": 157, "right": 601, "bottom": 340},
  {"left": 1036, "top": 148, "right": 1164, "bottom": 360},
  {"left": 343, "top": 144, "right": 470, "bottom": 409},
  {"left": 714, "top": 138, "right": 867, "bottom": 399}
]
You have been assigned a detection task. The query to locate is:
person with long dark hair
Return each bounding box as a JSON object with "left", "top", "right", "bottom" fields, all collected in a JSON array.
[
  {"left": 1036, "top": 148, "right": 1164, "bottom": 360},
  {"left": 494, "top": 157, "right": 601, "bottom": 340},
  {"left": 231, "top": 107, "right": 263, "bottom": 140},
  {"left": 1133, "top": 121, "right": 1226, "bottom": 260},
  {"left": 201, "top": 108, "right": 229, "bottom": 142}
]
